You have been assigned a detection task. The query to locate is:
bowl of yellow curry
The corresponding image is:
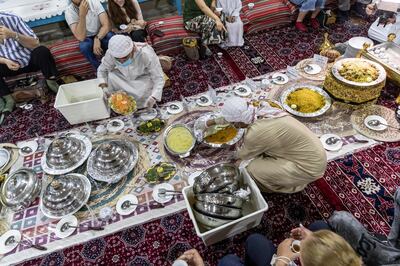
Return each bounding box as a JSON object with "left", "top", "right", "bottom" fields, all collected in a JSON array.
[
  {"left": 164, "top": 124, "right": 196, "bottom": 158},
  {"left": 194, "top": 113, "right": 245, "bottom": 148},
  {"left": 280, "top": 84, "right": 332, "bottom": 118}
]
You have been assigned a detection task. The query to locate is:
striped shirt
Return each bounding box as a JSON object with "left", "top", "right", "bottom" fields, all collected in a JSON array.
[{"left": 0, "top": 12, "right": 37, "bottom": 68}]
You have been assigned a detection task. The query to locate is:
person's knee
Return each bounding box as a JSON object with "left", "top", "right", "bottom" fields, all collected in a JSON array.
[
  {"left": 309, "top": 220, "right": 330, "bottom": 232},
  {"left": 218, "top": 254, "right": 243, "bottom": 266},
  {"left": 329, "top": 211, "right": 360, "bottom": 232},
  {"left": 32, "top": 46, "right": 51, "bottom": 56},
  {"left": 79, "top": 39, "right": 93, "bottom": 54},
  {"left": 245, "top": 233, "right": 272, "bottom": 250}
]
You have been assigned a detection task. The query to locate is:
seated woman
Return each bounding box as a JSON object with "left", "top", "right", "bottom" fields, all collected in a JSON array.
[
  {"left": 175, "top": 221, "right": 362, "bottom": 266},
  {"left": 97, "top": 35, "right": 165, "bottom": 109},
  {"left": 289, "top": 0, "right": 324, "bottom": 32},
  {"left": 216, "top": 0, "right": 244, "bottom": 47},
  {"left": 183, "top": 0, "right": 227, "bottom": 58},
  {"left": 201, "top": 97, "right": 327, "bottom": 193},
  {"left": 108, "top": 0, "right": 147, "bottom": 42}
]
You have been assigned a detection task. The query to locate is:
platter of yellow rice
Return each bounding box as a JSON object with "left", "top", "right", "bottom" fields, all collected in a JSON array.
[{"left": 280, "top": 84, "right": 332, "bottom": 117}]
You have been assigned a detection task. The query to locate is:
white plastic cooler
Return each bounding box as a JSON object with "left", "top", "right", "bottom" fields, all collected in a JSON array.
[
  {"left": 182, "top": 167, "right": 269, "bottom": 246},
  {"left": 54, "top": 79, "right": 110, "bottom": 125}
]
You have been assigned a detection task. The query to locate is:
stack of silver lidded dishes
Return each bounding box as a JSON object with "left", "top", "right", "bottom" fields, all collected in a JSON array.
[
  {"left": 0, "top": 168, "right": 41, "bottom": 211},
  {"left": 192, "top": 164, "right": 248, "bottom": 229},
  {"left": 40, "top": 173, "right": 91, "bottom": 219},
  {"left": 41, "top": 134, "right": 92, "bottom": 175},
  {"left": 87, "top": 140, "right": 139, "bottom": 183}
]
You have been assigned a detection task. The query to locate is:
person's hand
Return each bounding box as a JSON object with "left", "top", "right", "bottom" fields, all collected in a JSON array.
[
  {"left": 387, "top": 16, "right": 397, "bottom": 24},
  {"left": 215, "top": 19, "right": 227, "bottom": 32},
  {"left": 204, "top": 124, "right": 229, "bottom": 138},
  {"left": 123, "top": 24, "right": 134, "bottom": 34},
  {"left": 137, "top": 20, "right": 147, "bottom": 28},
  {"left": 93, "top": 37, "right": 103, "bottom": 56},
  {"left": 276, "top": 238, "right": 300, "bottom": 261},
  {"left": 98, "top": 83, "right": 108, "bottom": 89},
  {"left": 79, "top": 0, "right": 89, "bottom": 17},
  {"left": 177, "top": 249, "right": 204, "bottom": 266},
  {"left": 4, "top": 59, "right": 20, "bottom": 71},
  {"left": 0, "top": 26, "right": 15, "bottom": 39},
  {"left": 290, "top": 226, "right": 312, "bottom": 240},
  {"left": 145, "top": 97, "right": 156, "bottom": 108},
  {"left": 365, "top": 4, "right": 376, "bottom": 16}
]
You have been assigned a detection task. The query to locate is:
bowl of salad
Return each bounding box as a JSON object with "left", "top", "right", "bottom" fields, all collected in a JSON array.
[{"left": 108, "top": 92, "right": 137, "bottom": 115}]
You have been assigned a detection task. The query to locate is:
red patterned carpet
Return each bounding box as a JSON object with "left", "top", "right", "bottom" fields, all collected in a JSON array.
[{"left": 6, "top": 20, "right": 400, "bottom": 265}]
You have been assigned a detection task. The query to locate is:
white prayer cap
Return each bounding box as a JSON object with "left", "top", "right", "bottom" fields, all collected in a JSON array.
[
  {"left": 221, "top": 97, "right": 255, "bottom": 124},
  {"left": 108, "top": 35, "right": 133, "bottom": 58}
]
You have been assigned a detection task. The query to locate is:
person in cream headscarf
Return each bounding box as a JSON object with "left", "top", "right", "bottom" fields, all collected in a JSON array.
[
  {"left": 97, "top": 34, "right": 165, "bottom": 109},
  {"left": 202, "top": 97, "right": 327, "bottom": 193}
]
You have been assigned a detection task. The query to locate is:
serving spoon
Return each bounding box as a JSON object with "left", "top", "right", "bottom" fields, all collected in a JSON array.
[
  {"left": 367, "top": 119, "right": 400, "bottom": 130},
  {"left": 325, "top": 137, "right": 369, "bottom": 145},
  {"left": 60, "top": 222, "right": 104, "bottom": 232},
  {"left": 5, "top": 235, "right": 47, "bottom": 251}
]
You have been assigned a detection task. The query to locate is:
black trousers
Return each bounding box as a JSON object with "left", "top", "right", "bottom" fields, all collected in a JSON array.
[{"left": 0, "top": 46, "right": 58, "bottom": 97}]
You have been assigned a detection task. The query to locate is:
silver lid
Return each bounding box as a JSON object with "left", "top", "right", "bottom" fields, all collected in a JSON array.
[
  {"left": 41, "top": 134, "right": 92, "bottom": 175},
  {"left": 87, "top": 140, "right": 138, "bottom": 183},
  {"left": 40, "top": 173, "right": 91, "bottom": 219},
  {"left": 46, "top": 137, "right": 85, "bottom": 170},
  {"left": 0, "top": 168, "right": 41, "bottom": 211},
  {"left": 193, "top": 164, "right": 240, "bottom": 194}
]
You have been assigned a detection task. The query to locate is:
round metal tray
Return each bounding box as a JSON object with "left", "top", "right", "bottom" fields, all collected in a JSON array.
[
  {"left": 280, "top": 84, "right": 332, "bottom": 118},
  {"left": 331, "top": 58, "right": 386, "bottom": 87},
  {"left": 87, "top": 139, "right": 139, "bottom": 183},
  {"left": 193, "top": 113, "right": 245, "bottom": 148},
  {"left": 40, "top": 173, "right": 91, "bottom": 219},
  {"left": 41, "top": 134, "right": 92, "bottom": 175}
]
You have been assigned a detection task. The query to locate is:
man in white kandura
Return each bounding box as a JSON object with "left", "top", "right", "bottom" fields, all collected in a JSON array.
[
  {"left": 216, "top": 0, "right": 244, "bottom": 47},
  {"left": 201, "top": 97, "right": 327, "bottom": 193},
  {"left": 97, "top": 34, "right": 165, "bottom": 109}
]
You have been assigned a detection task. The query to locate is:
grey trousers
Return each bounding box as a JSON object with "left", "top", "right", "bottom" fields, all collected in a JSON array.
[{"left": 329, "top": 188, "right": 400, "bottom": 266}]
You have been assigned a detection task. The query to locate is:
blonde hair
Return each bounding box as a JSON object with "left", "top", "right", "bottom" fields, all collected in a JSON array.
[{"left": 301, "top": 230, "right": 362, "bottom": 266}]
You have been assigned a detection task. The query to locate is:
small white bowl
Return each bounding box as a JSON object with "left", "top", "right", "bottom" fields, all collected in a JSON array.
[
  {"left": 116, "top": 194, "right": 139, "bottom": 216},
  {"left": 167, "top": 102, "right": 184, "bottom": 114},
  {"left": 152, "top": 183, "right": 175, "bottom": 204},
  {"left": 0, "top": 230, "right": 21, "bottom": 255},
  {"left": 55, "top": 215, "right": 78, "bottom": 239},
  {"left": 248, "top": 3, "right": 255, "bottom": 9},
  {"left": 364, "top": 115, "right": 388, "bottom": 131},
  {"left": 320, "top": 133, "right": 343, "bottom": 152},
  {"left": 304, "top": 64, "right": 322, "bottom": 75}
]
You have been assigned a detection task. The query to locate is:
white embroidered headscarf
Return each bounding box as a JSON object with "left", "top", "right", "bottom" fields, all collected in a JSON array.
[
  {"left": 108, "top": 35, "right": 133, "bottom": 58},
  {"left": 221, "top": 97, "right": 286, "bottom": 124}
]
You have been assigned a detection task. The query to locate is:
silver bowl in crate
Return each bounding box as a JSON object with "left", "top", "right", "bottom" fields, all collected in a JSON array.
[
  {"left": 194, "top": 201, "right": 242, "bottom": 219},
  {"left": 193, "top": 164, "right": 240, "bottom": 194},
  {"left": 87, "top": 140, "right": 138, "bottom": 183},
  {"left": 192, "top": 208, "right": 233, "bottom": 229},
  {"left": 195, "top": 193, "right": 243, "bottom": 209},
  {"left": 41, "top": 134, "right": 92, "bottom": 175}
]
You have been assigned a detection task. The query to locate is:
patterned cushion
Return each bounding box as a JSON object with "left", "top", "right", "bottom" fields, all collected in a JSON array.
[
  {"left": 242, "top": 0, "right": 293, "bottom": 34},
  {"left": 147, "top": 15, "right": 198, "bottom": 55},
  {"left": 49, "top": 39, "right": 96, "bottom": 78}
]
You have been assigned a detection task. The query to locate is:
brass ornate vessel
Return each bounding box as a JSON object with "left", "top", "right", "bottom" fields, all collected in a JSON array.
[{"left": 323, "top": 58, "right": 386, "bottom": 104}]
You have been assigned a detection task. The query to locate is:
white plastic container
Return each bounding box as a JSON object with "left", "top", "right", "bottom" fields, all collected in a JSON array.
[
  {"left": 54, "top": 79, "right": 110, "bottom": 125},
  {"left": 182, "top": 167, "right": 269, "bottom": 246}
]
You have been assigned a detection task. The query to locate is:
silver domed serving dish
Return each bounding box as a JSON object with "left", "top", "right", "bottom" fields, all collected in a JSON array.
[
  {"left": 0, "top": 168, "right": 41, "bottom": 211},
  {"left": 40, "top": 173, "right": 91, "bottom": 219},
  {"left": 41, "top": 134, "right": 92, "bottom": 175},
  {"left": 193, "top": 113, "right": 245, "bottom": 148},
  {"left": 87, "top": 140, "right": 138, "bottom": 183}
]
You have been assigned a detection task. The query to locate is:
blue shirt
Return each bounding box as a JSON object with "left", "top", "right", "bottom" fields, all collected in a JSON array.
[{"left": 0, "top": 12, "right": 37, "bottom": 68}]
